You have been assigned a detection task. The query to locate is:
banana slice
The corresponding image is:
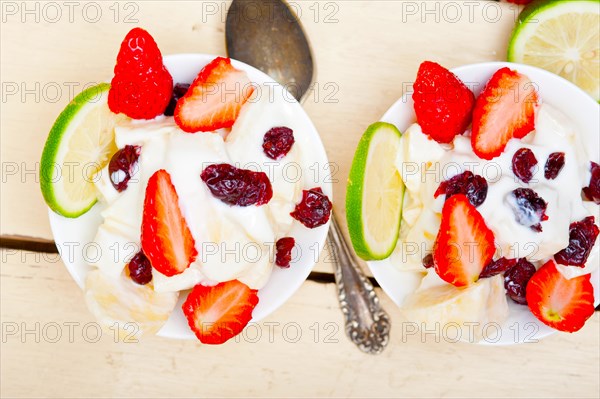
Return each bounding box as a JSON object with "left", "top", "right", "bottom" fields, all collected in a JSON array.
[
  {"left": 84, "top": 269, "right": 179, "bottom": 339},
  {"left": 401, "top": 271, "right": 508, "bottom": 343}
]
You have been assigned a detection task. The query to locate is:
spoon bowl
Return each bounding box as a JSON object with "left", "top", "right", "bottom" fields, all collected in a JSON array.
[{"left": 226, "top": 0, "right": 314, "bottom": 101}]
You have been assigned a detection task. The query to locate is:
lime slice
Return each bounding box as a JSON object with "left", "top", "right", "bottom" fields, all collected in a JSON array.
[
  {"left": 508, "top": 0, "right": 600, "bottom": 101},
  {"left": 40, "top": 83, "right": 125, "bottom": 217},
  {"left": 346, "top": 122, "right": 404, "bottom": 260}
]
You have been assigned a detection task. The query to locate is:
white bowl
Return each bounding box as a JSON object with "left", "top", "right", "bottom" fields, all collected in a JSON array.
[
  {"left": 48, "top": 53, "right": 332, "bottom": 340},
  {"left": 369, "top": 62, "right": 600, "bottom": 345}
]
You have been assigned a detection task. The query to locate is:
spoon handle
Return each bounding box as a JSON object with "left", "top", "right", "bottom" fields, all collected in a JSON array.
[{"left": 327, "top": 215, "right": 391, "bottom": 354}]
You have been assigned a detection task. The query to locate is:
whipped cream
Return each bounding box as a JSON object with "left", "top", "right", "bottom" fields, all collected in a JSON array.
[
  {"left": 392, "top": 104, "right": 599, "bottom": 279},
  {"left": 90, "top": 84, "right": 316, "bottom": 291}
]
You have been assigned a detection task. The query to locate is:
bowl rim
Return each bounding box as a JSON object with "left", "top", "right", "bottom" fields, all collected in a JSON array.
[
  {"left": 48, "top": 52, "right": 332, "bottom": 340},
  {"left": 368, "top": 60, "right": 600, "bottom": 345}
]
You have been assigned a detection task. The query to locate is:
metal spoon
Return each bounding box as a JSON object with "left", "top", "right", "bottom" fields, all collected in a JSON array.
[{"left": 225, "top": 0, "right": 390, "bottom": 354}]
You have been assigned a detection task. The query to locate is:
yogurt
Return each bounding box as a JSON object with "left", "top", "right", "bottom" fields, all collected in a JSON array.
[
  {"left": 90, "top": 84, "right": 316, "bottom": 291},
  {"left": 391, "top": 104, "right": 599, "bottom": 279}
]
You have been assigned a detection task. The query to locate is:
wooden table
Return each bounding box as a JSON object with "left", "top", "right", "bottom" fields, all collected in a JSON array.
[{"left": 1, "top": 1, "right": 598, "bottom": 397}]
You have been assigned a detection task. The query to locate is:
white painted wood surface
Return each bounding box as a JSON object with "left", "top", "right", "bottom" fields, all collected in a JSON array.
[{"left": 2, "top": 2, "right": 598, "bottom": 397}]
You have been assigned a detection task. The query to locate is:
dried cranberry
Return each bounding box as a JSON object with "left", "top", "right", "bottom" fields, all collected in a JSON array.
[
  {"left": 434, "top": 171, "right": 488, "bottom": 207},
  {"left": 290, "top": 187, "right": 332, "bottom": 228},
  {"left": 201, "top": 163, "right": 273, "bottom": 206},
  {"left": 507, "top": 188, "right": 548, "bottom": 232},
  {"left": 422, "top": 254, "right": 434, "bottom": 269},
  {"left": 582, "top": 162, "right": 600, "bottom": 204},
  {"left": 544, "top": 152, "right": 565, "bottom": 180},
  {"left": 554, "top": 216, "right": 599, "bottom": 267},
  {"left": 504, "top": 258, "right": 536, "bottom": 305},
  {"left": 275, "top": 237, "right": 295, "bottom": 268},
  {"left": 512, "top": 148, "right": 538, "bottom": 183},
  {"left": 263, "top": 127, "right": 295, "bottom": 160},
  {"left": 109, "top": 145, "right": 141, "bottom": 192},
  {"left": 164, "top": 83, "right": 190, "bottom": 116},
  {"left": 480, "top": 257, "right": 518, "bottom": 279},
  {"left": 128, "top": 251, "right": 152, "bottom": 285}
]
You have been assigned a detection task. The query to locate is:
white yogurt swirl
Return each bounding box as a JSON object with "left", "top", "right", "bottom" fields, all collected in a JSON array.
[
  {"left": 392, "top": 104, "right": 599, "bottom": 279},
  {"left": 90, "top": 84, "right": 319, "bottom": 291}
]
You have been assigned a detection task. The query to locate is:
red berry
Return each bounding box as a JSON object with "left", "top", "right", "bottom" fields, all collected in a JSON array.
[
  {"left": 174, "top": 57, "right": 254, "bottom": 133},
  {"left": 290, "top": 187, "right": 332, "bottom": 229},
  {"left": 471, "top": 68, "right": 538, "bottom": 159},
  {"left": 544, "top": 152, "right": 565, "bottom": 180},
  {"left": 434, "top": 171, "right": 488, "bottom": 207},
  {"left": 275, "top": 237, "right": 295, "bottom": 268},
  {"left": 263, "top": 127, "right": 295, "bottom": 160},
  {"left": 109, "top": 145, "right": 140, "bottom": 192},
  {"left": 527, "top": 260, "right": 594, "bottom": 333},
  {"left": 512, "top": 148, "right": 538, "bottom": 183},
  {"left": 505, "top": 0, "right": 533, "bottom": 4},
  {"left": 582, "top": 162, "right": 600, "bottom": 204},
  {"left": 554, "top": 216, "right": 599, "bottom": 267},
  {"left": 127, "top": 251, "right": 153, "bottom": 285},
  {"left": 108, "top": 28, "right": 173, "bottom": 119},
  {"left": 182, "top": 280, "right": 259, "bottom": 344},
  {"left": 479, "top": 257, "right": 518, "bottom": 279},
  {"left": 412, "top": 61, "right": 475, "bottom": 143},
  {"left": 422, "top": 254, "right": 434, "bottom": 269},
  {"left": 201, "top": 163, "right": 273, "bottom": 207},
  {"left": 141, "top": 170, "right": 197, "bottom": 277},
  {"left": 164, "top": 83, "right": 190, "bottom": 117},
  {"left": 507, "top": 188, "right": 548, "bottom": 232},
  {"left": 433, "top": 194, "right": 496, "bottom": 287},
  {"left": 504, "top": 258, "right": 536, "bottom": 305}
]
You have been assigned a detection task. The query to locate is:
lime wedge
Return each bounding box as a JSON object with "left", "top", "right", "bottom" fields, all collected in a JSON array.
[
  {"left": 508, "top": 0, "right": 600, "bottom": 101},
  {"left": 346, "top": 122, "right": 404, "bottom": 260},
  {"left": 40, "top": 83, "right": 125, "bottom": 217}
]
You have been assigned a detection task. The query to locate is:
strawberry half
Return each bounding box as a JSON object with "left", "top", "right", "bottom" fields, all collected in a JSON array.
[
  {"left": 141, "top": 169, "right": 197, "bottom": 277},
  {"left": 526, "top": 260, "right": 595, "bottom": 333},
  {"left": 412, "top": 61, "right": 475, "bottom": 143},
  {"left": 471, "top": 67, "right": 538, "bottom": 160},
  {"left": 433, "top": 194, "right": 496, "bottom": 287},
  {"left": 108, "top": 28, "right": 173, "bottom": 119},
  {"left": 183, "top": 280, "right": 259, "bottom": 344},
  {"left": 174, "top": 57, "right": 254, "bottom": 133}
]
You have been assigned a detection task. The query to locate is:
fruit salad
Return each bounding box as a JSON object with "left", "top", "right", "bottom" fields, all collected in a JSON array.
[
  {"left": 40, "top": 28, "right": 332, "bottom": 344},
  {"left": 348, "top": 61, "right": 599, "bottom": 341}
]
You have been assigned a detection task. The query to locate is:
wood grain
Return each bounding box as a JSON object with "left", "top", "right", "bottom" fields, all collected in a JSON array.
[
  {"left": 1, "top": 249, "right": 599, "bottom": 398},
  {"left": 0, "top": 0, "right": 516, "bottom": 244},
  {"left": 5, "top": 3, "right": 597, "bottom": 398}
]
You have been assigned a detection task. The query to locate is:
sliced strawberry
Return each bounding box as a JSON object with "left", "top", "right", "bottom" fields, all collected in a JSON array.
[
  {"left": 412, "top": 61, "right": 475, "bottom": 143},
  {"left": 526, "top": 260, "right": 595, "bottom": 333},
  {"left": 471, "top": 67, "right": 538, "bottom": 160},
  {"left": 183, "top": 280, "right": 259, "bottom": 344},
  {"left": 141, "top": 169, "right": 197, "bottom": 277},
  {"left": 433, "top": 194, "right": 496, "bottom": 287},
  {"left": 174, "top": 57, "right": 254, "bottom": 133}
]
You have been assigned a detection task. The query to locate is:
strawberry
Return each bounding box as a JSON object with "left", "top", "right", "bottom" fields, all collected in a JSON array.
[
  {"left": 526, "top": 260, "right": 595, "bottom": 333},
  {"left": 471, "top": 67, "right": 538, "bottom": 160},
  {"left": 174, "top": 57, "right": 254, "bottom": 133},
  {"left": 183, "top": 280, "right": 259, "bottom": 344},
  {"left": 141, "top": 169, "right": 197, "bottom": 277},
  {"left": 505, "top": 0, "right": 533, "bottom": 4},
  {"left": 433, "top": 194, "right": 496, "bottom": 287},
  {"left": 108, "top": 28, "right": 173, "bottom": 119},
  {"left": 412, "top": 61, "right": 475, "bottom": 143}
]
